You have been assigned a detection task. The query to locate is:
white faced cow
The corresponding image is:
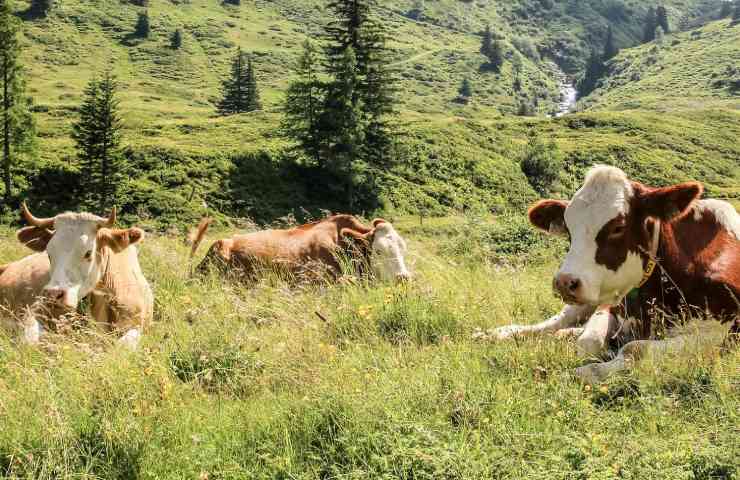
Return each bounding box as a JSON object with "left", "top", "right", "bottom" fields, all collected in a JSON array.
[
  {"left": 493, "top": 166, "right": 739, "bottom": 382},
  {"left": 0, "top": 204, "right": 153, "bottom": 348}
]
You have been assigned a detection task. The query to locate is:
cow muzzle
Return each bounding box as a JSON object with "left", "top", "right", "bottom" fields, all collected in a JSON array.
[
  {"left": 42, "top": 287, "right": 76, "bottom": 309},
  {"left": 553, "top": 273, "right": 583, "bottom": 304}
]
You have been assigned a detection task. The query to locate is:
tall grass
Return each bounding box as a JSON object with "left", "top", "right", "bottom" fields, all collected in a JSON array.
[{"left": 0, "top": 218, "right": 737, "bottom": 479}]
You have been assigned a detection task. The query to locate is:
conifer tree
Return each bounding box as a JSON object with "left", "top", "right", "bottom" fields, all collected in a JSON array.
[
  {"left": 72, "top": 70, "right": 125, "bottom": 210},
  {"left": 576, "top": 49, "right": 604, "bottom": 98},
  {"left": 480, "top": 25, "right": 493, "bottom": 60},
  {"left": 245, "top": 55, "right": 261, "bottom": 112},
  {"left": 733, "top": 0, "right": 740, "bottom": 24},
  {"left": 643, "top": 7, "right": 657, "bottom": 43},
  {"left": 719, "top": 1, "right": 731, "bottom": 18},
  {"left": 458, "top": 78, "right": 472, "bottom": 99},
  {"left": 480, "top": 25, "right": 504, "bottom": 71},
  {"left": 603, "top": 25, "right": 618, "bottom": 61},
  {"left": 217, "top": 48, "right": 248, "bottom": 115},
  {"left": 656, "top": 6, "right": 670, "bottom": 33},
  {"left": 30, "top": 0, "right": 53, "bottom": 17},
  {"left": 0, "top": 0, "right": 36, "bottom": 206},
  {"left": 135, "top": 11, "right": 150, "bottom": 38},
  {"left": 283, "top": 40, "right": 325, "bottom": 166},
  {"left": 171, "top": 28, "right": 182, "bottom": 49}
]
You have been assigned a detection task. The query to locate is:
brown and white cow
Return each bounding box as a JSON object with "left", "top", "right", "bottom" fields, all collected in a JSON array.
[
  {"left": 493, "top": 166, "right": 739, "bottom": 381},
  {"left": 191, "top": 214, "right": 411, "bottom": 282},
  {"left": 0, "top": 204, "right": 153, "bottom": 348}
]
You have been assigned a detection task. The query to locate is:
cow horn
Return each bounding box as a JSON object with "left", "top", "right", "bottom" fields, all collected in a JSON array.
[
  {"left": 100, "top": 206, "right": 117, "bottom": 228},
  {"left": 21, "top": 202, "right": 55, "bottom": 229}
]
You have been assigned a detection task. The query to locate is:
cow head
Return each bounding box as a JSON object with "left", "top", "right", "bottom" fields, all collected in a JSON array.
[
  {"left": 17, "top": 203, "right": 145, "bottom": 309},
  {"left": 341, "top": 219, "right": 411, "bottom": 282},
  {"left": 528, "top": 166, "right": 702, "bottom": 306}
]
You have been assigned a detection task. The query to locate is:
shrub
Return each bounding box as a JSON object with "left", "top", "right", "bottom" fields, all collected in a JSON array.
[
  {"left": 135, "top": 11, "right": 150, "bottom": 38},
  {"left": 519, "top": 130, "right": 563, "bottom": 195},
  {"left": 512, "top": 36, "right": 540, "bottom": 62}
]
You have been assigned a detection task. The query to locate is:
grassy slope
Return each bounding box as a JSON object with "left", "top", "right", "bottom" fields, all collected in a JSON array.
[
  {"left": 583, "top": 19, "right": 740, "bottom": 112},
  {"left": 0, "top": 221, "right": 737, "bottom": 478}
]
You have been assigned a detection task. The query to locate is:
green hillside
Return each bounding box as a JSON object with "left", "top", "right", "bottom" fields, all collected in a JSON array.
[{"left": 582, "top": 18, "right": 740, "bottom": 111}]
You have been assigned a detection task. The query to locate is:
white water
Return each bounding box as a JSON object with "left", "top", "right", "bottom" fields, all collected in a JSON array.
[{"left": 548, "top": 62, "right": 578, "bottom": 117}]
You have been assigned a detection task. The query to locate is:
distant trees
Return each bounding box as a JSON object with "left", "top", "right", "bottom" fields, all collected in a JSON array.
[
  {"left": 603, "top": 25, "right": 618, "bottom": 61},
  {"left": 719, "top": 1, "right": 732, "bottom": 18},
  {"left": 171, "top": 28, "right": 182, "bottom": 49},
  {"left": 457, "top": 78, "right": 473, "bottom": 101},
  {"left": 577, "top": 49, "right": 604, "bottom": 98},
  {"left": 733, "top": 0, "right": 740, "bottom": 24},
  {"left": 656, "top": 6, "right": 670, "bottom": 34},
  {"left": 29, "top": 0, "right": 53, "bottom": 17},
  {"left": 217, "top": 47, "right": 261, "bottom": 115},
  {"left": 0, "top": 0, "right": 36, "bottom": 206},
  {"left": 223, "top": 0, "right": 240, "bottom": 5},
  {"left": 283, "top": 0, "right": 398, "bottom": 209},
  {"left": 72, "top": 70, "right": 125, "bottom": 210},
  {"left": 519, "top": 130, "right": 562, "bottom": 195},
  {"left": 135, "top": 11, "right": 150, "bottom": 38},
  {"left": 643, "top": 7, "right": 657, "bottom": 42},
  {"left": 480, "top": 25, "right": 504, "bottom": 72}
]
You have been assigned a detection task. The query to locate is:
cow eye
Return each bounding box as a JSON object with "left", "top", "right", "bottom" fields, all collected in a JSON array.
[
  {"left": 84, "top": 250, "right": 93, "bottom": 260},
  {"left": 610, "top": 224, "right": 626, "bottom": 237}
]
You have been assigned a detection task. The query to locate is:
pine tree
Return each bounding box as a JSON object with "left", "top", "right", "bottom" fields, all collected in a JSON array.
[
  {"left": 480, "top": 25, "right": 493, "bottom": 59},
  {"left": 217, "top": 48, "right": 248, "bottom": 115},
  {"left": 171, "top": 28, "right": 182, "bottom": 49},
  {"left": 656, "top": 6, "right": 670, "bottom": 33},
  {"left": 603, "top": 25, "right": 618, "bottom": 61},
  {"left": 643, "top": 7, "right": 657, "bottom": 43},
  {"left": 283, "top": 40, "right": 325, "bottom": 166},
  {"left": 719, "top": 1, "right": 731, "bottom": 18},
  {"left": 30, "top": 0, "right": 53, "bottom": 17},
  {"left": 72, "top": 70, "right": 125, "bottom": 211},
  {"left": 733, "top": 0, "right": 740, "bottom": 24},
  {"left": 458, "top": 78, "right": 472, "bottom": 98},
  {"left": 576, "top": 49, "right": 604, "bottom": 98},
  {"left": 135, "top": 11, "right": 150, "bottom": 38},
  {"left": 480, "top": 25, "right": 504, "bottom": 71},
  {"left": 0, "top": 0, "right": 36, "bottom": 206},
  {"left": 245, "top": 55, "right": 261, "bottom": 112}
]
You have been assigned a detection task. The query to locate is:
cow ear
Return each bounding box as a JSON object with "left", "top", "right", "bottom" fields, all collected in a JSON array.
[
  {"left": 528, "top": 200, "right": 569, "bottom": 236},
  {"left": 638, "top": 182, "right": 703, "bottom": 222},
  {"left": 372, "top": 218, "right": 388, "bottom": 228},
  {"left": 98, "top": 227, "right": 145, "bottom": 253},
  {"left": 341, "top": 227, "right": 371, "bottom": 245},
  {"left": 17, "top": 226, "right": 54, "bottom": 252}
]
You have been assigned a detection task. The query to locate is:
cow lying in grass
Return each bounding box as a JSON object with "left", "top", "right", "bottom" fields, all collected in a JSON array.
[
  {"left": 190, "top": 215, "right": 411, "bottom": 283},
  {"left": 0, "top": 204, "right": 153, "bottom": 348},
  {"left": 494, "top": 166, "right": 739, "bottom": 382}
]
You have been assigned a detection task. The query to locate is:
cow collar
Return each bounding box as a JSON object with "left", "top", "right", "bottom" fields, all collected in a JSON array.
[{"left": 627, "top": 219, "right": 661, "bottom": 302}]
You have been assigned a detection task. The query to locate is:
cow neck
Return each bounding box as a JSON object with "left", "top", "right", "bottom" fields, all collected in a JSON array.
[
  {"left": 637, "top": 219, "right": 661, "bottom": 289},
  {"left": 94, "top": 245, "right": 116, "bottom": 294}
]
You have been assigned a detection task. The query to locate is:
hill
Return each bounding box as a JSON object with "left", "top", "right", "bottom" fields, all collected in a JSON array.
[{"left": 581, "top": 19, "right": 740, "bottom": 111}]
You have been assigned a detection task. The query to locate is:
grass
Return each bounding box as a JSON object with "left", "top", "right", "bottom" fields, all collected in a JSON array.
[{"left": 0, "top": 217, "right": 737, "bottom": 479}]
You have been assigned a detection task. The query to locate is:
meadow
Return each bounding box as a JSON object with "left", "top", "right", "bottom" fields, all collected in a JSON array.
[{"left": 0, "top": 215, "right": 737, "bottom": 479}]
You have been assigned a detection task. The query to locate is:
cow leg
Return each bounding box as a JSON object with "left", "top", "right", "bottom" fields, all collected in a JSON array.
[
  {"left": 574, "top": 336, "right": 691, "bottom": 384},
  {"left": 21, "top": 318, "right": 43, "bottom": 345},
  {"left": 492, "top": 304, "right": 596, "bottom": 340},
  {"left": 576, "top": 308, "right": 620, "bottom": 358},
  {"left": 117, "top": 328, "right": 141, "bottom": 350}
]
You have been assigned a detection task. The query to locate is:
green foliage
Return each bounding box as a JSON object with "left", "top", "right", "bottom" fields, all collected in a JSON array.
[
  {"left": 577, "top": 49, "right": 605, "bottom": 98},
  {"left": 135, "top": 10, "right": 150, "bottom": 38},
  {"left": 480, "top": 26, "right": 504, "bottom": 72},
  {"left": 0, "top": 0, "right": 36, "bottom": 207},
  {"left": 29, "top": 0, "right": 53, "bottom": 17},
  {"left": 643, "top": 6, "right": 658, "bottom": 42},
  {"left": 217, "top": 48, "right": 260, "bottom": 115},
  {"left": 603, "top": 25, "right": 619, "bottom": 60},
  {"left": 519, "top": 130, "right": 562, "bottom": 195},
  {"left": 72, "top": 69, "right": 125, "bottom": 211},
  {"left": 733, "top": 0, "right": 740, "bottom": 24},
  {"left": 656, "top": 5, "right": 670, "bottom": 33},
  {"left": 170, "top": 28, "right": 182, "bottom": 49},
  {"left": 458, "top": 77, "right": 472, "bottom": 99}
]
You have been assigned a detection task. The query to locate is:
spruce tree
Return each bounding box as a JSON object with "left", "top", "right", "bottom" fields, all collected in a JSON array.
[
  {"left": 283, "top": 40, "right": 325, "bottom": 166},
  {"left": 30, "top": 0, "right": 53, "bottom": 17},
  {"left": 72, "top": 70, "right": 125, "bottom": 211},
  {"left": 603, "top": 25, "right": 618, "bottom": 61},
  {"left": 656, "top": 6, "right": 669, "bottom": 33},
  {"left": 217, "top": 48, "right": 248, "bottom": 115},
  {"left": 733, "top": 0, "right": 740, "bottom": 24},
  {"left": 171, "top": 28, "right": 182, "bottom": 49},
  {"left": 458, "top": 78, "right": 472, "bottom": 99},
  {"left": 643, "top": 7, "right": 657, "bottom": 43},
  {"left": 576, "top": 49, "right": 604, "bottom": 98},
  {"left": 480, "top": 25, "right": 493, "bottom": 60},
  {"left": 135, "top": 11, "right": 150, "bottom": 38},
  {"left": 245, "top": 55, "right": 261, "bottom": 112},
  {"left": 480, "top": 25, "right": 504, "bottom": 71},
  {"left": 0, "top": 0, "right": 36, "bottom": 206}
]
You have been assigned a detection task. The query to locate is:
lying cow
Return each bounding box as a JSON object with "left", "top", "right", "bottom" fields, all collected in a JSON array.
[
  {"left": 191, "top": 214, "right": 411, "bottom": 282},
  {"left": 0, "top": 204, "right": 153, "bottom": 348},
  {"left": 494, "top": 165, "right": 739, "bottom": 381}
]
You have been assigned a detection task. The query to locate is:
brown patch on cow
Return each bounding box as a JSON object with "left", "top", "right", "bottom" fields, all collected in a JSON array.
[
  {"left": 634, "top": 181, "right": 703, "bottom": 223},
  {"left": 528, "top": 200, "right": 569, "bottom": 235},
  {"left": 17, "top": 226, "right": 54, "bottom": 252}
]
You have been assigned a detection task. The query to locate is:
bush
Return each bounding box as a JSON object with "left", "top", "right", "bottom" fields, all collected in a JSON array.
[
  {"left": 512, "top": 36, "right": 540, "bottom": 62},
  {"left": 519, "top": 130, "right": 563, "bottom": 195},
  {"left": 135, "top": 11, "right": 150, "bottom": 38}
]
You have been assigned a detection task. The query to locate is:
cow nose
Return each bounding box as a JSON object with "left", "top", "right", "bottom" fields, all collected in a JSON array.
[
  {"left": 43, "top": 287, "right": 67, "bottom": 304},
  {"left": 554, "top": 274, "right": 581, "bottom": 299}
]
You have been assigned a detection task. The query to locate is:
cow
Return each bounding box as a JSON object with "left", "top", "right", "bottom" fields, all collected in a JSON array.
[
  {"left": 0, "top": 204, "right": 153, "bottom": 349},
  {"left": 190, "top": 214, "right": 411, "bottom": 282},
  {"left": 492, "top": 165, "right": 739, "bottom": 382}
]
